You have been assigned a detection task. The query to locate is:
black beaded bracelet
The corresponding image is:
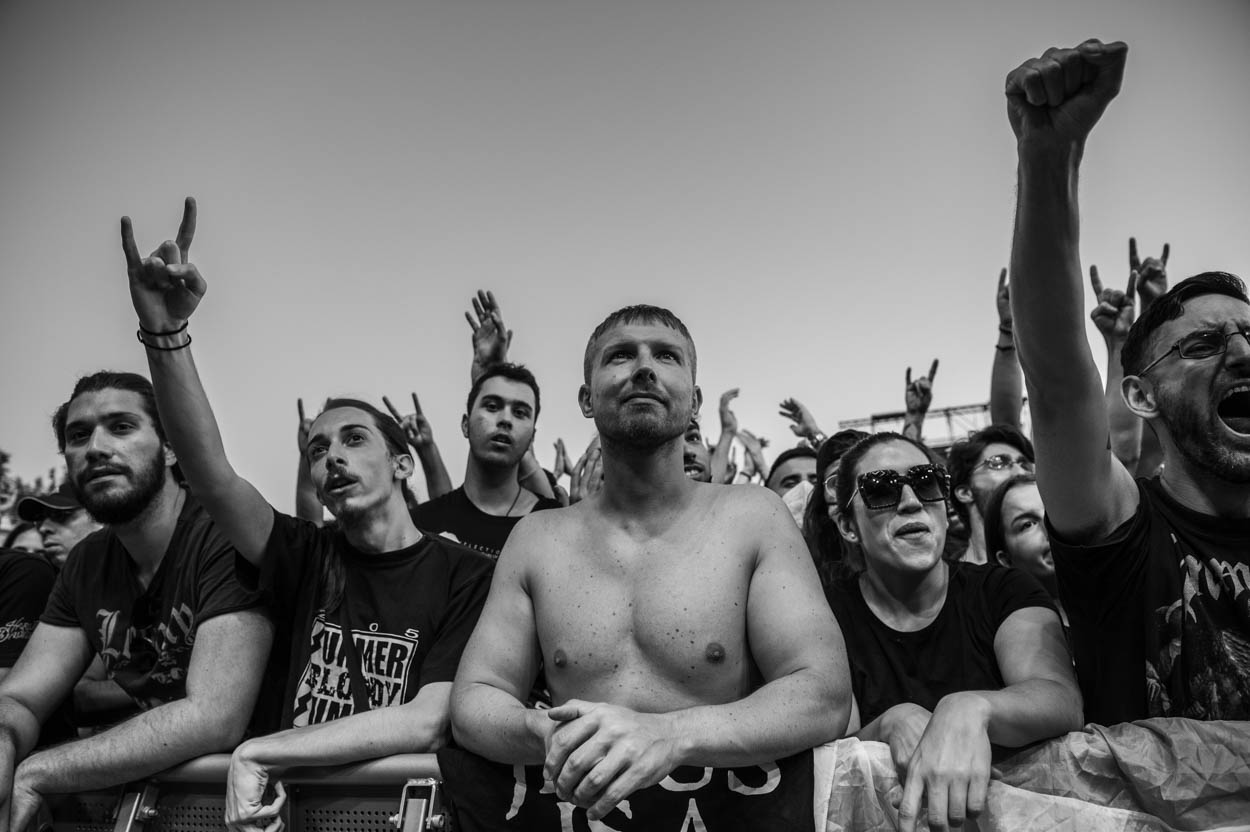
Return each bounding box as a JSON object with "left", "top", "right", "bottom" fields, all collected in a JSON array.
[
  {"left": 139, "top": 321, "right": 189, "bottom": 337},
  {"left": 995, "top": 343, "right": 1015, "bottom": 352},
  {"left": 998, "top": 325, "right": 1014, "bottom": 336},
  {"left": 137, "top": 330, "right": 192, "bottom": 351}
]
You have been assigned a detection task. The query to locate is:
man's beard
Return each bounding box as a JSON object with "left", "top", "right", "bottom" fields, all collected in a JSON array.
[
  {"left": 601, "top": 406, "right": 688, "bottom": 451},
  {"left": 1159, "top": 387, "right": 1250, "bottom": 483},
  {"left": 73, "top": 451, "right": 167, "bottom": 525}
]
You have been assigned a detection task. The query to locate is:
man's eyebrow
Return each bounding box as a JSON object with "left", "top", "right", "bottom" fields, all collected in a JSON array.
[
  {"left": 308, "top": 423, "right": 374, "bottom": 445},
  {"left": 66, "top": 410, "right": 145, "bottom": 429}
]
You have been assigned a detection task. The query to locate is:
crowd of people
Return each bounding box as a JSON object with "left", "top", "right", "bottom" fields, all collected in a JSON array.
[{"left": 0, "top": 37, "right": 1246, "bottom": 832}]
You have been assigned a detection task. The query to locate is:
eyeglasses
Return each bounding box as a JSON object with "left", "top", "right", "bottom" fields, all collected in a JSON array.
[
  {"left": 1139, "top": 327, "right": 1250, "bottom": 375},
  {"left": 972, "top": 453, "right": 1034, "bottom": 473},
  {"left": 851, "top": 464, "right": 950, "bottom": 510}
]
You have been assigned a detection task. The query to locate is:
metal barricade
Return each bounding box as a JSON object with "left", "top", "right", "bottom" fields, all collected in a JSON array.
[{"left": 47, "top": 754, "right": 444, "bottom": 832}]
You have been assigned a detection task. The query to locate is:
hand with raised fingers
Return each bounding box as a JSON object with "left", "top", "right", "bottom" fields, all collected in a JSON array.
[
  {"left": 738, "top": 429, "right": 768, "bottom": 480},
  {"left": 905, "top": 360, "right": 939, "bottom": 417},
  {"left": 995, "top": 268, "right": 1013, "bottom": 330},
  {"left": 383, "top": 393, "right": 435, "bottom": 450},
  {"left": 779, "top": 397, "right": 822, "bottom": 441},
  {"left": 1129, "top": 237, "right": 1170, "bottom": 312},
  {"left": 895, "top": 693, "right": 992, "bottom": 832},
  {"left": 1089, "top": 264, "right": 1137, "bottom": 344},
  {"left": 553, "top": 439, "right": 573, "bottom": 480},
  {"left": 1005, "top": 39, "right": 1129, "bottom": 150},
  {"left": 466, "top": 289, "right": 512, "bottom": 374},
  {"left": 121, "top": 197, "right": 204, "bottom": 333},
  {"left": 723, "top": 448, "right": 739, "bottom": 484},
  {"left": 296, "top": 399, "right": 314, "bottom": 456},
  {"left": 569, "top": 436, "right": 603, "bottom": 504},
  {"left": 544, "top": 700, "right": 681, "bottom": 823},
  {"left": 718, "top": 388, "right": 740, "bottom": 436},
  {"left": 226, "top": 747, "right": 287, "bottom": 832}
]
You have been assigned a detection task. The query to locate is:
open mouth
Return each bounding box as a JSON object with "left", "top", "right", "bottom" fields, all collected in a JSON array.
[
  {"left": 325, "top": 473, "right": 358, "bottom": 494},
  {"left": 488, "top": 433, "right": 514, "bottom": 448},
  {"left": 684, "top": 464, "right": 705, "bottom": 478},
  {"left": 1217, "top": 387, "right": 1250, "bottom": 434},
  {"left": 895, "top": 522, "right": 930, "bottom": 538}
]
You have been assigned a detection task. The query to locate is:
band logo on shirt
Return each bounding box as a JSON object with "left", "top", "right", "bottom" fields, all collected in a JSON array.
[
  {"left": 0, "top": 618, "right": 35, "bottom": 643},
  {"left": 291, "top": 613, "right": 419, "bottom": 726}
]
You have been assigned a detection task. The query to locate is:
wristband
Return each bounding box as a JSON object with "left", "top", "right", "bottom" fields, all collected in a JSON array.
[
  {"left": 137, "top": 330, "right": 192, "bottom": 351},
  {"left": 998, "top": 325, "right": 1013, "bottom": 336},
  {"left": 995, "top": 343, "right": 1015, "bottom": 352},
  {"left": 139, "top": 321, "right": 189, "bottom": 337}
]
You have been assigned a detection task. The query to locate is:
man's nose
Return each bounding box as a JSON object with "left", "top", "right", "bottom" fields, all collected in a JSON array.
[{"left": 1224, "top": 330, "right": 1250, "bottom": 369}]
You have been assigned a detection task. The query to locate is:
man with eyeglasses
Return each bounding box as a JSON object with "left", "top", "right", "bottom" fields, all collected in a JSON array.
[
  {"left": 17, "top": 483, "right": 102, "bottom": 568},
  {"left": 0, "top": 371, "right": 272, "bottom": 829},
  {"left": 946, "top": 425, "right": 1036, "bottom": 564},
  {"left": 1006, "top": 39, "right": 1250, "bottom": 723}
]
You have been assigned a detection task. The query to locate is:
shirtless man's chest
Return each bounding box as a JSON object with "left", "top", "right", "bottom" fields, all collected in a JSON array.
[{"left": 529, "top": 489, "right": 758, "bottom": 710}]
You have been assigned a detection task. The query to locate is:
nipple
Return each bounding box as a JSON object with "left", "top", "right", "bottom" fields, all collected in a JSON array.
[
  {"left": 705, "top": 642, "right": 725, "bottom": 664},
  {"left": 553, "top": 649, "right": 568, "bottom": 669}
]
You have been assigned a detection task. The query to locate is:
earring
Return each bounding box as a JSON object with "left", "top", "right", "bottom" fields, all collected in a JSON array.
[{"left": 846, "top": 532, "right": 857, "bottom": 541}]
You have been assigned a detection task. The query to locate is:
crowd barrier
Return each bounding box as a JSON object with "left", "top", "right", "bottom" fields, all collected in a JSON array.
[{"left": 46, "top": 754, "right": 445, "bottom": 832}]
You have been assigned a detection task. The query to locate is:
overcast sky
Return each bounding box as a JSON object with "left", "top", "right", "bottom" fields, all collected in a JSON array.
[{"left": 3, "top": 0, "right": 1248, "bottom": 505}]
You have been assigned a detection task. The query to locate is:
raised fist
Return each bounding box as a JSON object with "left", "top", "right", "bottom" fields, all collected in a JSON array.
[
  {"left": 1005, "top": 40, "right": 1128, "bottom": 149},
  {"left": 122, "top": 197, "right": 204, "bottom": 332}
]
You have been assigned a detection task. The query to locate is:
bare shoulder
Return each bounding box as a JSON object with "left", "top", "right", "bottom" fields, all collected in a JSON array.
[
  {"left": 498, "top": 502, "right": 584, "bottom": 574},
  {"left": 710, "top": 483, "right": 794, "bottom": 527}
]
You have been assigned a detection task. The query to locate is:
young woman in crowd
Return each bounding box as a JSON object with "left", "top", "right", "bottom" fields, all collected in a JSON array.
[
  {"left": 983, "top": 473, "right": 1067, "bottom": 628},
  {"left": 826, "top": 432, "right": 1081, "bottom": 830}
]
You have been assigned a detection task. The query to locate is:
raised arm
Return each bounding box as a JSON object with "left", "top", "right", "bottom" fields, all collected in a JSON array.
[
  {"left": 7, "top": 611, "right": 271, "bottom": 832},
  {"left": 384, "top": 394, "right": 453, "bottom": 500},
  {"left": 709, "top": 389, "right": 740, "bottom": 483},
  {"left": 989, "top": 269, "right": 1024, "bottom": 429},
  {"left": 1089, "top": 265, "right": 1142, "bottom": 470},
  {"left": 123, "top": 199, "right": 275, "bottom": 562},
  {"left": 1130, "top": 238, "right": 1171, "bottom": 477},
  {"left": 903, "top": 360, "right": 938, "bottom": 441},
  {"left": 779, "top": 397, "right": 825, "bottom": 448},
  {"left": 466, "top": 290, "right": 512, "bottom": 383},
  {"left": 1005, "top": 41, "right": 1138, "bottom": 542},
  {"left": 294, "top": 399, "right": 323, "bottom": 524}
]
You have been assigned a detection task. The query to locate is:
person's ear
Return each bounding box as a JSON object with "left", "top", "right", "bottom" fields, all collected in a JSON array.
[
  {"left": 578, "top": 384, "right": 594, "bottom": 419},
  {"left": 163, "top": 442, "right": 178, "bottom": 469},
  {"left": 994, "top": 549, "right": 1012, "bottom": 567},
  {"left": 835, "top": 510, "right": 859, "bottom": 543},
  {"left": 394, "top": 453, "right": 415, "bottom": 481},
  {"left": 1122, "top": 374, "right": 1159, "bottom": 421},
  {"left": 954, "top": 484, "right": 974, "bottom": 506},
  {"left": 460, "top": 414, "right": 469, "bottom": 439},
  {"left": 691, "top": 385, "right": 703, "bottom": 417}
]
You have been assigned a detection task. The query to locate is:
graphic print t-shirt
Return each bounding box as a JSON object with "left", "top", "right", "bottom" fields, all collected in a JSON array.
[
  {"left": 826, "top": 561, "right": 1056, "bottom": 726},
  {"left": 1051, "top": 477, "right": 1250, "bottom": 724},
  {"left": 414, "top": 487, "right": 562, "bottom": 559},
  {"left": 241, "top": 511, "right": 493, "bottom": 728},
  {"left": 0, "top": 549, "right": 57, "bottom": 667},
  {"left": 40, "top": 494, "right": 263, "bottom": 707}
]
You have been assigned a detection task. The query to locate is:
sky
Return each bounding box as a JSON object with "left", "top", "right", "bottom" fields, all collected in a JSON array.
[{"left": 3, "top": 0, "right": 1248, "bottom": 506}]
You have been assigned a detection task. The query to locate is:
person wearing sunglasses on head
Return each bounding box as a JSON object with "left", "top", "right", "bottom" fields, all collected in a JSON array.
[
  {"left": 826, "top": 432, "right": 1080, "bottom": 832},
  {"left": 945, "top": 425, "right": 1035, "bottom": 565},
  {"left": 1007, "top": 38, "right": 1250, "bottom": 725}
]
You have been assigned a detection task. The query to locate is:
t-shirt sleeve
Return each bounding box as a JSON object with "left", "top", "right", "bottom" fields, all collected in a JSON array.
[
  {"left": 1046, "top": 479, "right": 1151, "bottom": 607},
  {"left": 236, "top": 509, "right": 319, "bottom": 598},
  {"left": 418, "top": 546, "right": 494, "bottom": 687},
  {"left": 0, "top": 555, "right": 58, "bottom": 667},
  {"left": 983, "top": 564, "right": 1057, "bottom": 628},
  {"left": 39, "top": 542, "right": 87, "bottom": 628},
  {"left": 191, "top": 518, "right": 267, "bottom": 624}
]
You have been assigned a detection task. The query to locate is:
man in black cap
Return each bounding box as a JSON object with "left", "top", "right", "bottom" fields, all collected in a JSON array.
[{"left": 17, "top": 483, "right": 101, "bottom": 568}]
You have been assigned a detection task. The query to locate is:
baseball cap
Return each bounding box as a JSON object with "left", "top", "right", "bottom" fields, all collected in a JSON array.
[{"left": 17, "top": 483, "right": 82, "bottom": 523}]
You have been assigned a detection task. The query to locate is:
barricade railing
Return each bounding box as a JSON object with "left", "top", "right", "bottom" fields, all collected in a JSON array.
[{"left": 47, "top": 754, "right": 444, "bottom": 832}]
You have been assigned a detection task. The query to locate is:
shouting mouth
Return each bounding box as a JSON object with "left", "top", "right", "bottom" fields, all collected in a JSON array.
[{"left": 1217, "top": 385, "right": 1250, "bottom": 435}]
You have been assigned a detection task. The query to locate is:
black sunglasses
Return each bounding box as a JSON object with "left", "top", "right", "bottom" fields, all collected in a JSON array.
[{"left": 852, "top": 464, "right": 950, "bottom": 510}]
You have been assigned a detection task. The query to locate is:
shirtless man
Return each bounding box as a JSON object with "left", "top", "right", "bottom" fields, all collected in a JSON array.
[{"left": 451, "top": 305, "right": 850, "bottom": 824}]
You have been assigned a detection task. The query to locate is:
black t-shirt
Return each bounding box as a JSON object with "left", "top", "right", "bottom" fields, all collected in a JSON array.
[
  {"left": 1050, "top": 477, "right": 1250, "bottom": 724},
  {"left": 414, "top": 487, "right": 562, "bottom": 559},
  {"left": 239, "top": 511, "right": 493, "bottom": 728},
  {"left": 0, "top": 549, "right": 57, "bottom": 667},
  {"left": 826, "top": 561, "right": 1055, "bottom": 726},
  {"left": 41, "top": 494, "right": 264, "bottom": 708}
]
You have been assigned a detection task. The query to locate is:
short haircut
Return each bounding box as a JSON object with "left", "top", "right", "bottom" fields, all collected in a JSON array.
[
  {"left": 766, "top": 446, "right": 817, "bottom": 489},
  {"left": 982, "top": 473, "right": 1037, "bottom": 566},
  {"left": 319, "top": 398, "right": 415, "bottom": 504},
  {"left": 53, "top": 371, "right": 166, "bottom": 453},
  {"left": 583, "top": 304, "right": 696, "bottom": 384},
  {"left": 946, "top": 424, "right": 1034, "bottom": 525},
  {"left": 1121, "top": 272, "right": 1249, "bottom": 376},
  {"left": 466, "top": 363, "right": 541, "bottom": 419}
]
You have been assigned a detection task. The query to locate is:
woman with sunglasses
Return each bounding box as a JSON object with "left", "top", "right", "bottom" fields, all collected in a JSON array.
[{"left": 827, "top": 432, "right": 1081, "bottom": 831}]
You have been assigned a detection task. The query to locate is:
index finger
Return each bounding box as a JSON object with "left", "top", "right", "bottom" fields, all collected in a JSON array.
[
  {"left": 176, "top": 196, "right": 197, "bottom": 262},
  {"left": 1161, "top": 242, "right": 1170, "bottom": 265},
  {"left": 896, "top": 770, "right": 925, "bottom": 832},
  {"left": 297, "top": 398, "right": 306, "bottom": 422},
  {"left": 1128, "top": 237, "right": 1140, "bottom": 269},
  {"left": 120, "top": 217, "right": 142, "bottom": 271},
  {"left": 1127, "top": 269, "right": 1138, "bottom": 300},
  {"left": 382, "top": 396, "right": 403, "bottom": 422},
  {"left": 411, "top": 393, "right": 423, "bottom": 415},
  {"left": 997, "top": 267, "right": 1007, "bottom": 291},
  {"left": 905, "top": 367, "right": 912, "bottom": 386},
  {"left": 1089, "top": 264, "right": 1104, "bottom": 297},
  {"left": 928, "top": 359, "right": 939, "bottom": 381}
]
